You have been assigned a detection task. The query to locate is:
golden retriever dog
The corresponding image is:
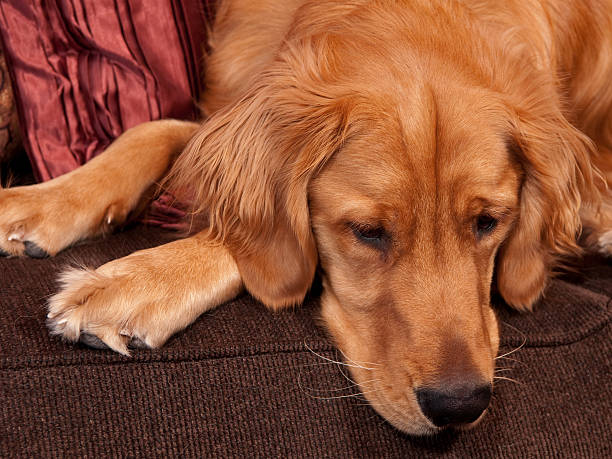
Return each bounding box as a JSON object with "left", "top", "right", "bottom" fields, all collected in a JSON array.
[{"left": 1, "top": 0, "right": 611, "bottom": 435}]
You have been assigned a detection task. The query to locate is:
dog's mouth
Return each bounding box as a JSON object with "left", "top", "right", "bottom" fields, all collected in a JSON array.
[
  {"left": 369, "top": 392, "right": 491, "bottom": 436},
  {"left": 352, "top": 372, "right": 493, "bottom": 436}
]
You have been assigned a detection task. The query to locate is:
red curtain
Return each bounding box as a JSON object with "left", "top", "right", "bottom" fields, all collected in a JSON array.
[{"left": 0, "top": 0, "right": 215, "bottom": 227}]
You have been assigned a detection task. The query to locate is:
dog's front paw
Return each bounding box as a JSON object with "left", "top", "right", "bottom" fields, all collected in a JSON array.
[
  {"left": 0, "top": 183, "right": 129, "bottom": 258},
  {"left": 0, "top": 186, "right": 57, "bottom": 258},
  {"left": 47, "top": 237, "right": 243, "bottom": 355},
  {"left": 596, "top": 229, "right": 612, "bottom": 256},
  {"left": 47, "top": 263, "right": 171, "bottom": 356}
]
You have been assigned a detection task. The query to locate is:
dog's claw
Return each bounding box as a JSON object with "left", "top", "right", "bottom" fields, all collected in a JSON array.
[
  {"left": 7, "top": 232, "right": 23, "bottom": 242},
  {"left": 79, "top": 333, "right": 110, "bottom": 350},
  {"left": 79, "top": 332, "right": 150, "bottom": 352},
  {"left": 128, "top": 337, "right": 150, "bottom": 349},
  {"left": 24, "top": 241, "right": 49, "bottom": 259}
]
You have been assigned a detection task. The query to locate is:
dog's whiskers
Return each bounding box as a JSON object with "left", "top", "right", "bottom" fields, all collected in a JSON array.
[
  {"left": 495, "top": 355, "right": 523, "bottom": 365},
  {"left": 493, "top": 375, "right": 524, "bottom": 385},
  {"left": 496, "top": 344, "right": 525, "bottom": 360},
  {"left": 337, "top": 357, "right": 360, "bottom": 387},
  {"left": 300, "top": 391, "right": 375, "bottom": 401},
  {"left": 496, "top": 321, "right": 527, "bottom": 360},
  {"left": 297, "top": 371, "right": 382, "bottom": 401},
  {"left": 299, "top": 385, "right": 382, "bottom": 401},
  {"left": 495, "top": 321, "right": 527, "bottom": 359},
  {"left": 303, "top": 341, "right": 376, "bottom": 371},
  {"left": 336, "top": 346, "right": 381, "bottom": 369},
  {"left": 300, "top": 377, "right": 380, "bottom": 394},
  {"left": 494, "top": 367, "right": 512, "bottom": 373},
  {"left": 300, "top": 341, "right": 384, "bottom": 402}
]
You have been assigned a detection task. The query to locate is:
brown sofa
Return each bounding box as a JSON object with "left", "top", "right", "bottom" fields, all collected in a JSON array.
[{"left": 1, "top": 221, "right": 610, "bottom": 457}]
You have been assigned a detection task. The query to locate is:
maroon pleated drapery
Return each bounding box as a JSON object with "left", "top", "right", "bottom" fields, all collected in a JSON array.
[{"left": 0, "top": 0, "right": 215, "bottom": 227}]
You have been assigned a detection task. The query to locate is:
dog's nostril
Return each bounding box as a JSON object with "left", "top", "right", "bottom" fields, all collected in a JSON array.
[{"left": 415, "top": 383, "right": 492, "bottom": 427}]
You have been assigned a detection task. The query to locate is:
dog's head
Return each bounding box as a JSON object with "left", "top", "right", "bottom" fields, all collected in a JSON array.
[{"left": 168, "top": 4, "right": 598, "bottom": 435}]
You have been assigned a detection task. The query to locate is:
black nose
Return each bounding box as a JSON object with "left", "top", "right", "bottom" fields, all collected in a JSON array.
[{"left": 416, "top": 383, "right": 492, "bottom": 427}]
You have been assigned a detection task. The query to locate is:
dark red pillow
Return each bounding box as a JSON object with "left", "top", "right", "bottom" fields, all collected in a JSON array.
[
  {"left": 0, "top": 49, "right": 21, "bottom": 164},
  {"left": 0, "top": 0, "right": 214, "bottom": 226}
]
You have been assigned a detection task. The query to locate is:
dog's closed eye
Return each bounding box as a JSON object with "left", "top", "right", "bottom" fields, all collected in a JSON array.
[
  {"left": 349, "top": 222, "right": 390, "bottom": 250},
  {"left": 474, "top": 214, "right": 498, "bottom": 239}
]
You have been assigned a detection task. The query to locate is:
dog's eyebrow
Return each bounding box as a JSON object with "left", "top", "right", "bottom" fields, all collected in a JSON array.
[
  {"left": 469, "top": 197, "right": 517, "bottom": 216},
  {"left": 481, "top": 203, "right": 516, "bottom": 217},
  {"left": 334, "top": 200, "right": 394, "bottom": 225}
]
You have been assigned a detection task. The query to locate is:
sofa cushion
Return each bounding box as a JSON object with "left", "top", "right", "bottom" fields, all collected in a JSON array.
[{"left": 1, "top": 225, "right": 610, "bottom": 457}]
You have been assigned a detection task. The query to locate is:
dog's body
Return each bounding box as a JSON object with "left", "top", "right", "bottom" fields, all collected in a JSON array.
[{"left": 1, "top": 0, "right": 611, "bottom": 435}]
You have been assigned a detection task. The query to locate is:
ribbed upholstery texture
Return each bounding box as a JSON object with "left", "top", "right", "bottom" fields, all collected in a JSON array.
[{"left": 1, "top": 225, "right": 610, "bottom": 457}]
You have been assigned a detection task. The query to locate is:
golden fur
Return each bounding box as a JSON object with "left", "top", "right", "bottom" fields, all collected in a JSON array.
[{"left": 1, "top": 0, "right": 611, "bottom": 435}]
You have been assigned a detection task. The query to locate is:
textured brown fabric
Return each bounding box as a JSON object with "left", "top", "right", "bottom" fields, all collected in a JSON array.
[{"left": 0, "top": 225, "right": 610, "bottom": 457}]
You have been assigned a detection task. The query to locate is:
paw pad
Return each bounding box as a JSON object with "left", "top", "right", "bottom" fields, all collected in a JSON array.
[{"left": 24, "top": 241, "right": 49, "bottom": 258}]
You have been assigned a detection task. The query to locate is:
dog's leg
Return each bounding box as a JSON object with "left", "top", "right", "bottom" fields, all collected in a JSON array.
[
  {"left": 581, "top": 202, "right": 612, "bottom": 255},
  {"left": 0, "top": 120, "right": 199, "bottom": 257},
  {"left": 46, "top": 231, "right": 243, "bottom": 355},
  {"left": 581, "top": 150, "right": 612, "bottom": 256}
]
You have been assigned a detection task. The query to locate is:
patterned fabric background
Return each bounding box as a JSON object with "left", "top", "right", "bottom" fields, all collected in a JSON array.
[{"left": 0, "top": 49, "right": 20, "bottom": 163}]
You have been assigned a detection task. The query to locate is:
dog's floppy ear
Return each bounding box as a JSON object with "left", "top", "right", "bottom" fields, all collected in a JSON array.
[
  {"left": 497, "top": 92, "right": 601, "bottom": 311},
  {"left": 166, "top": 56, "right": 353, "bottom": 309}
]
